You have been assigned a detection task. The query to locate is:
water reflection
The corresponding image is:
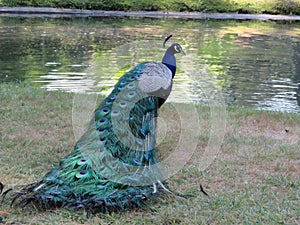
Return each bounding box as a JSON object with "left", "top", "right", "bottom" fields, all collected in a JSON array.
[{"left": 0, "top": 17, "right": 299, "bottom": 113}]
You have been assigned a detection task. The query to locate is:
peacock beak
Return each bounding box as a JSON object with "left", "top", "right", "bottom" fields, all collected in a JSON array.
[
  {"left": 181, "top": 48, "right": 186, "bottom": 55},
  {"left": 179, "top": 45, "right": 186, "bottom": 55}
]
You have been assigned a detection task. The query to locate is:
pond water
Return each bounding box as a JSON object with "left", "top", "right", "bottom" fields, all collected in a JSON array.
[{"left": 0, "top": 16, "right": 299, "bottom": 113}]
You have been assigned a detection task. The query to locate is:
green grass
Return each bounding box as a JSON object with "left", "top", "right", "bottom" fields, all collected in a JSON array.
[
  {"left": 1, "top": 0, "right": 300, "bottom": 15},
  {"left": 0, "top": 83, "right": 299, "bottom": 224}
]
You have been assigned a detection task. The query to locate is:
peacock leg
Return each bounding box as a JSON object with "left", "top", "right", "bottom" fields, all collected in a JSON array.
[
  {"left": 152, "top": 182, "right": 157, "bottom": 194},
  {"left": 33, "top": 182, "right": 47, "bottom": 192},
  {"left": 152, "top": 180, "right": 173, "bottom": 194},
  {"left": 157, "top": 180, "right": 172, "bottom": 194}
]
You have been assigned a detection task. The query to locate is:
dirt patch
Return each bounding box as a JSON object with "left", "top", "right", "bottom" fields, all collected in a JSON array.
[{"left": 228, "top": 115, "right": 300, "bottom": 145}]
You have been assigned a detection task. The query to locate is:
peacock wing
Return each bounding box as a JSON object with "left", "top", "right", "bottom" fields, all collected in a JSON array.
[{"left": 138, "top": 62, "right": 173, "bottom": 100}]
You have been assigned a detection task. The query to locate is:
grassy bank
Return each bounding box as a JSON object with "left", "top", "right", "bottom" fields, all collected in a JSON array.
[
  {"left": 0, "top": 83, "right": 299, "bottom": 224},
  {"left": 1, "top": 0, "right": 300, "bottom": 15}
]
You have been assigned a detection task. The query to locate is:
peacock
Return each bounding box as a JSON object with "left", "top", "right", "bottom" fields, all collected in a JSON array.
[{"left": 0, "top": 35, "right": 186, "bottom": 214}]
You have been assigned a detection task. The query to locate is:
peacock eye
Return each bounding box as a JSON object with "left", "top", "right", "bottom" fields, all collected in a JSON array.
[
  {"left": 99, "top": 127, "right": 105, "bottom": 132},
  {"left": 75, "top": 170, "right": 88, "bottom": 179},
  {"left": 77, "top": 158, "right": 89, "bottom": 166},
  {"left": 174, "top": 45, "right": 180, "bottom": 52}
]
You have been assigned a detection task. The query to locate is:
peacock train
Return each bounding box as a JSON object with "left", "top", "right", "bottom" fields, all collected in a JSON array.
[{"left": 0, "top": 35, "right": 186, "bottom": 214}]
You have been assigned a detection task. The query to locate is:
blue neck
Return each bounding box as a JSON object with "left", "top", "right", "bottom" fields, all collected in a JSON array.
[{"left": 162, "top": 48, "right": 176, "bottom": 78}]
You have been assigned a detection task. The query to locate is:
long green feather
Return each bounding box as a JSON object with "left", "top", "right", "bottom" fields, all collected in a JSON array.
[
  {"left": 1, "top": 62, "right": 165, "bottom": 213},
  {"left": 1, "top": 39, "right": 186, "bottom": 213}
]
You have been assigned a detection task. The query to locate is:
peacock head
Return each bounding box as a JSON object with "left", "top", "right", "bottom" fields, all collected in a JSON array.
[
  {"left": 162, "top": 34, "right": 185, "bottom": 76},
  {"left": 167, "top": 43, "right": 186, "bottom": 55},
  {"left": 163, "top": 34, "right": 186, "bottom": 56}
]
